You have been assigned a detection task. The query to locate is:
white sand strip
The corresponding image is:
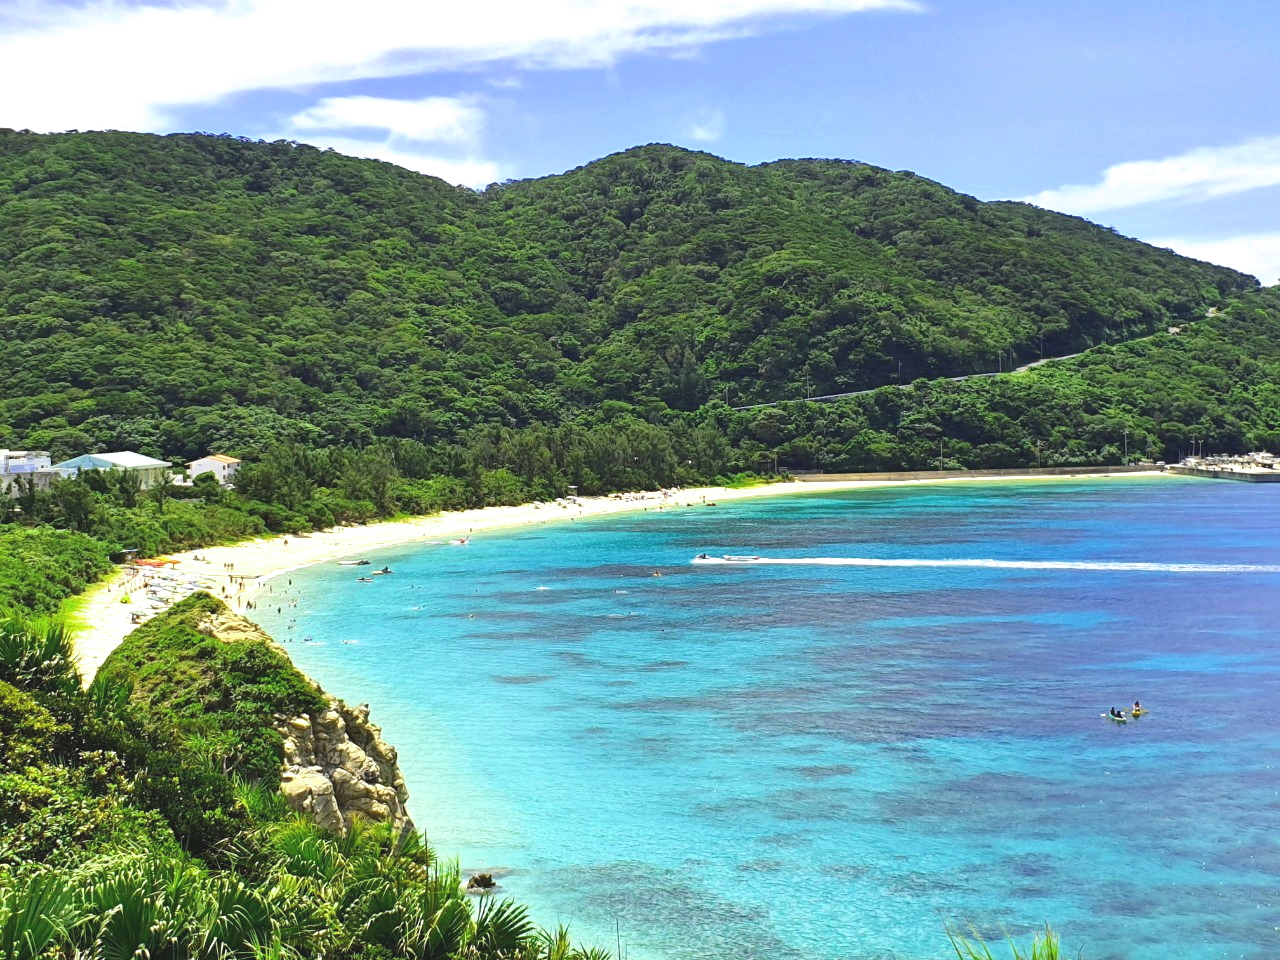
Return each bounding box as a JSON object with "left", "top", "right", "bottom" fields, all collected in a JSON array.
[{"left": 70, "top": 472, "right": 1167, "bottom": 681}]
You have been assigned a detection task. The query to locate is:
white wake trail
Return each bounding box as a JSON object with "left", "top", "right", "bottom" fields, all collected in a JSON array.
[{"left": 691, "top": 557, "right": 1280, "bottom": 574}]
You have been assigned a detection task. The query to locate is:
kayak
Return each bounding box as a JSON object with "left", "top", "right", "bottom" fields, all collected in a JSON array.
[
  {"left": 1102, "top": 712, "right": 1127, "bottom": 723},
  {"left": 1130, "top": 709, "right": 1146, "bottom": 718}
]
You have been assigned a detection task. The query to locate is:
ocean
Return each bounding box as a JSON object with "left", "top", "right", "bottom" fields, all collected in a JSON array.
[{"left": 255, "top": 477, "right": 1280, "bottom": 960}]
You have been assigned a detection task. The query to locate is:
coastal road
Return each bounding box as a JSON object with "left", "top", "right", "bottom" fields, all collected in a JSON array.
[
  {"left": 729, "top": 360, "right": 1076, "bottom": 412},
  {"left": 729, "top": 309, "right": 1216, "bottom": 413}
]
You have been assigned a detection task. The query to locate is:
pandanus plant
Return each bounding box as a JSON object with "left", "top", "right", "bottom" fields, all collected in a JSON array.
[
  {"left": 0, "top": 612, "right": 81, "bottom": 696},
  {"left": 0, "top": 870, "right": 80, "bottom": 960}
]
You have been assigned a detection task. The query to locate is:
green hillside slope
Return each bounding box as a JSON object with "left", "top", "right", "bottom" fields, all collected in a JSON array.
[
  {"left": 721, "top": 286, "right": 1280, "bottom": 470},
  {"left": 0, "top": 131, "right": 1255, "bottom": 459}
]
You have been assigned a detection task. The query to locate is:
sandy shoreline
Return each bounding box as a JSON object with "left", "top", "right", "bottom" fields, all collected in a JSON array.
[{"left": 69, "top": 471, "right": 1167, "bottom": 681}]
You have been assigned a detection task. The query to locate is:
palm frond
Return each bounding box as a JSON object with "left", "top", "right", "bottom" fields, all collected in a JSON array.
[
  {"left": 0, "top": 869, "right": 81, "bottom": 960},
  {"left": 0, "top": 612, "right": 81, "bottom": 695}
]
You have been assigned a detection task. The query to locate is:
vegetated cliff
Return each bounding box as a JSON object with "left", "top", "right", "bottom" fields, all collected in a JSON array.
[
  {"left": 0, "top": 130, "right": 1257, "bottom": 459},
  {"left": 98, "top": 593, "right": 412, "bottom": 836},
  {"left": 0, "top": 606, "right": 606, "bottom": 960}
]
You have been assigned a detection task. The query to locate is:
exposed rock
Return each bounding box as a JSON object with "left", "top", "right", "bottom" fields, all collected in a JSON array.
[
  {"left": 276, "top": 698, "right": 414, "bottom": 837},
  {"left": 196, "top": 610, "right": 274, "bottom": 645},
  {"left": 194, "top": 606, "right": 414, "bottom": 838},
  {"left": 467, "top": 873, "right": 497, "bottom": 891}
]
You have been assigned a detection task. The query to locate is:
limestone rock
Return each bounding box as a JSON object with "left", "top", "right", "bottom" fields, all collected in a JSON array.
[{"left": 275, "top": 697, "right": 414, "bottom": 837}]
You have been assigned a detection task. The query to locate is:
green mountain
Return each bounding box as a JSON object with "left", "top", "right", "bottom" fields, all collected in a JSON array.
[{"left": 0, "top": 130, "right": 1255, "bottom": 461}]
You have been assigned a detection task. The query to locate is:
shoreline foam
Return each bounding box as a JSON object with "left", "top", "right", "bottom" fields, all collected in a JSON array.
[{"left": 69, "top": 470, "right": 1168, "bottom": 680}]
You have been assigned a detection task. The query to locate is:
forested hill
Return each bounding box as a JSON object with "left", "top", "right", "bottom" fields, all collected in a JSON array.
[{"left": 0, "top": 130, "right": 1257, "bottom": 460}]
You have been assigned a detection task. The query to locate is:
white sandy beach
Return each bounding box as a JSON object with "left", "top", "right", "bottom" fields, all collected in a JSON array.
[{"left": 68, "top": 472, "right": 1167, "bottom": 681}]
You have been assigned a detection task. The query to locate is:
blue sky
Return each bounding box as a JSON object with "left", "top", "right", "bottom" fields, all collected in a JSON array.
[{"left": 3, "top": 0, "right": 1279, "bottom": 282}]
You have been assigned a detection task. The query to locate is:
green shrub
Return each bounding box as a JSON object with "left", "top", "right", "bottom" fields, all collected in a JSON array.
[
  {"left": 0, "top": 681, "right": 69, "bottom": 770},
  {"left": 99, "top": 594, "right": 327, "bottom": 788},
  {"left": 0, "top": 527, "right": 112, "bottom": 615}
]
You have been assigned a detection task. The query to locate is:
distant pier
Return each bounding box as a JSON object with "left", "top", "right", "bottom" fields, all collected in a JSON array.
[{"left": 1167, "top": 464, "right": 1280, "bottom": 482}]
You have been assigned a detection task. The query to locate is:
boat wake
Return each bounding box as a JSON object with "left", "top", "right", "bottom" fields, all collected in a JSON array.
[{"left": 690, "top": 556, "right": 1280, "bottom": 574}]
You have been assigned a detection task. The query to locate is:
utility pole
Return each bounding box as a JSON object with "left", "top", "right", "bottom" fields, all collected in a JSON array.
[
  {"left": 897, "top": 360, "right": 902, "bottom": 384},
  {"left": 1123, "top": 429, "right": 1129, "bottom": 463},
  {"left": 938, "top": 439, "right": 945, "bottom": 470},
  {"left": 1036, "top": 440, "right": 1043, "bottom": 469}
]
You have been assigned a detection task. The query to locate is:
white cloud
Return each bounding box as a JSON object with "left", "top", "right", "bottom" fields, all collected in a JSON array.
[
  {"left": 1023, "top": 136, "right": 1280, "bottom": 215},
  {"left": 285, "top": 135, "right": 501, "bottom": 188},
  {"left": 289, "top": 96, "right": 485, "bottom": 145},
  {"left": 281, "top": 94, "right": 497, "bottom": 186},
  {"left": 0, "top": 0, "right": 919, "bottom": 133},
  {"left": 1154, "top": 233, "right": 1280, "bottom": 287},
  {"left": 686, "top": 108, "right": 725, "bottom": 143}
]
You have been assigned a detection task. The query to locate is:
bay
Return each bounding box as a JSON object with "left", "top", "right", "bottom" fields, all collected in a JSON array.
[{"left": 256, "top": 477, "right": 1280, "bottom": 960}]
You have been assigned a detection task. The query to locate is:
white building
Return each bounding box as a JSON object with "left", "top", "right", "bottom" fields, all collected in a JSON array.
[
  {"left": 187, "top": 454, "right": 241, "bottom": 486},
  {"left": 53, "top": 451, "right": 173, "bottom": 489},
  {"left": 1, "top": 449, "right": 58, "bottom": 498}
]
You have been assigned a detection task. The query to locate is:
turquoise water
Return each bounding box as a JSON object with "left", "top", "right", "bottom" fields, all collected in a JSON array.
[{"left": 256, "top": 478, "right": 1280, "bottom": 960}]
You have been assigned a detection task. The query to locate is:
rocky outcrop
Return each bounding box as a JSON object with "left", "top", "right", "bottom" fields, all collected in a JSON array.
[
  {"left": 193, "top": 607, "right": 414, "bottom": 837},
  {"left": 277, "top": 699, "right": 414, "bottom": 837}
]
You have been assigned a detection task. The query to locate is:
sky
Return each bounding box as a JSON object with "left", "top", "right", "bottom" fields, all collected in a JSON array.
[{"left": 2, "top": 0, "right": 1278, "bottom": 284}]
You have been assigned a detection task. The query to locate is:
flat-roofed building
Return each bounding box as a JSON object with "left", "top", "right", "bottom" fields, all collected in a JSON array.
[
  {"left": 54, "top": 451, "right": 173, "bottom": 489},
  {"left": 187, "top": 453, "right": 242, "bottom": 486},
  {"left": 1, "top": 448, "right": 57, "bottom": 498}
]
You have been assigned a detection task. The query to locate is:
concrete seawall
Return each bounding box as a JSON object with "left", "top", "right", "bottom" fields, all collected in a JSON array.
[
  {"left": 793, "top": 465, "right": 1160, "bottom": 483},
  {"left": 1167, "top": 465, "right": 1280, "bottom": 483}
]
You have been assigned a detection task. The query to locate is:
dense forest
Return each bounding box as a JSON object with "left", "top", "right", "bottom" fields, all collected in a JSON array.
[
  {"left": 0, "top": 130, "right": 1256, "bottom": 461},
  {"left": 722, "top": 286, "right": 1280, "bottom": 471}
]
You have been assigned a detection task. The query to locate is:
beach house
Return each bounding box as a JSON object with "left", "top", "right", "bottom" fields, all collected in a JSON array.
[
  {"left": 54, "top": 451, "right": 173, "bottom": 489},
  {"left": 1, "top": 449, "right": 58, "bottom": 498},
  {"left": 187, "top": 453, "right": 241, "bottom": 486}
]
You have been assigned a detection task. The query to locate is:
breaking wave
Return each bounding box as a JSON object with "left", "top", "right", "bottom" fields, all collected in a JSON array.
[{"left": 691, "top": 556, "right": 1280, "bottom": 574}]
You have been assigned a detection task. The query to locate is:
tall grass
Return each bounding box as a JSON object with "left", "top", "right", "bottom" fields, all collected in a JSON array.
[{"left": 946, "top": 923, "right": 1072, "bottom": 960}]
